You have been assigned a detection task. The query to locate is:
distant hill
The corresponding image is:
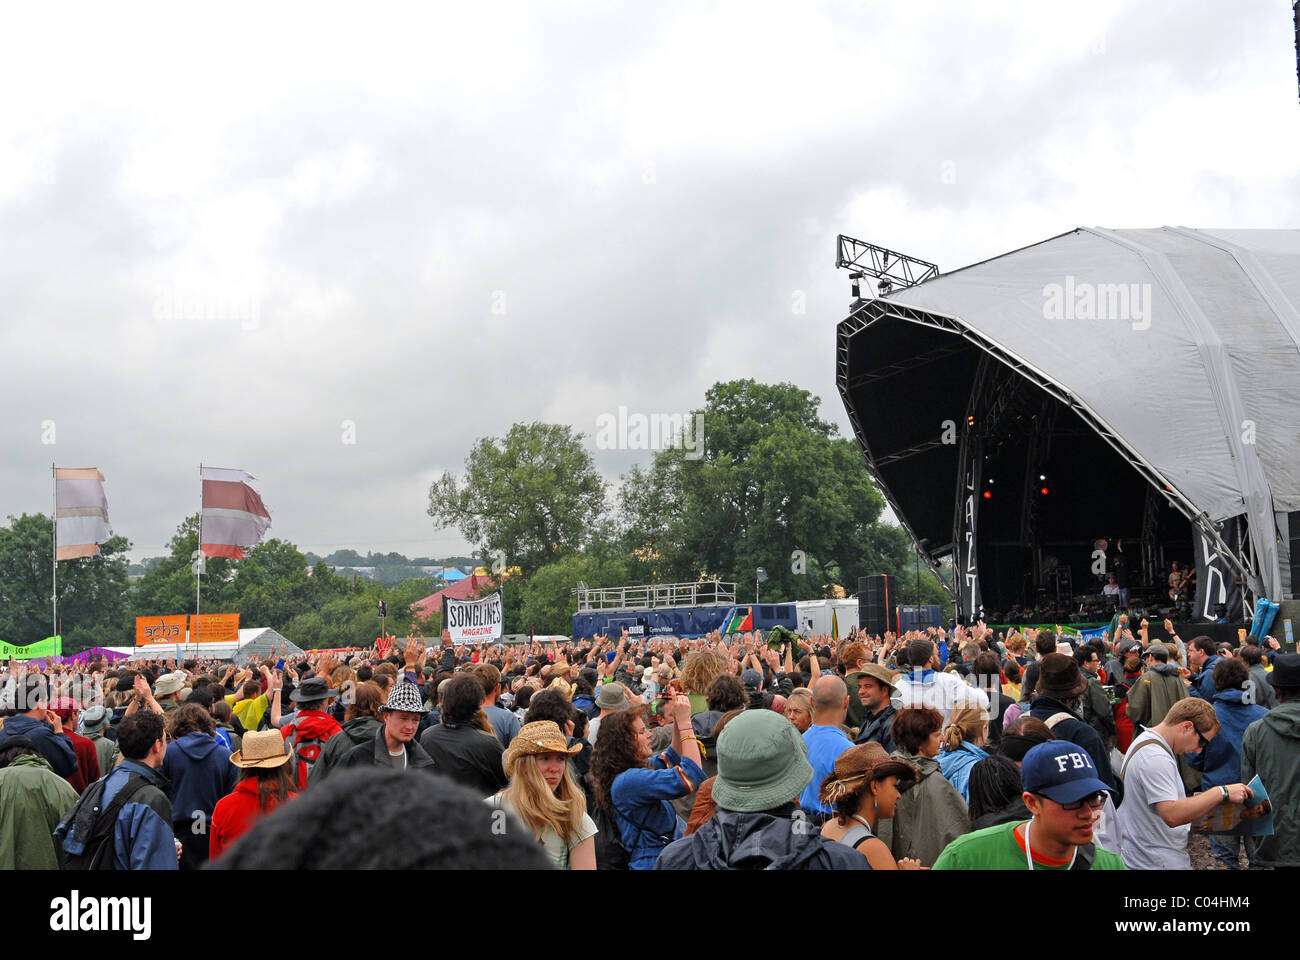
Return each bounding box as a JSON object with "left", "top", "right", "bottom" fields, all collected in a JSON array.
[{"left": 299, "top": 550, "right": 482, "bottom": 587}]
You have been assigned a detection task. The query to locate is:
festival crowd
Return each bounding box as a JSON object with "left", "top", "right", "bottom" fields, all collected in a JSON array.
[{"left": 1, "top": 616, "right": 1296, "bottom": 872}]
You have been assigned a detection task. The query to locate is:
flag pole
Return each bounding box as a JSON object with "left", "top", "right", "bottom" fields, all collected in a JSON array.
[
  {"left": 51, "top": 463, "right": 57, "bottom": 640},
  {"left": 196, "top": 462, "right": 203, "bottom": 640}
]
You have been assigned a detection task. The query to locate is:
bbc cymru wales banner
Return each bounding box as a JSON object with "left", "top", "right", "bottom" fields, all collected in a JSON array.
[{"left": 443, "top": 590, "right": 504, "bottom": 645}]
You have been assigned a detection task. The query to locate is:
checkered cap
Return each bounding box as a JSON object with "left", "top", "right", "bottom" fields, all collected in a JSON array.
[{"left": 383, "top": 681, "right": 427, "bottom": 714}]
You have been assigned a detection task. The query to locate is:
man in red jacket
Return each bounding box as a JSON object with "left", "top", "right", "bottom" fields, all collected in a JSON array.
[
  {"left": 51, "top": 697, "right": 101, "bottom": 794},
  {"left": 280, "top": 677, "right": 342, "bottom": 789},
  {"left": 1107, "top": 640, "right": 1144, "bottom": 753}
]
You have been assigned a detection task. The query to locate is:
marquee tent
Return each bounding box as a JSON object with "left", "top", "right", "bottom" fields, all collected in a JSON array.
[{"left": 127, "top": 627, "right": 302, "bottom": 663}]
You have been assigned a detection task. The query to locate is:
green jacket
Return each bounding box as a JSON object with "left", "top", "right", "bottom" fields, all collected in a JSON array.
[
  {"left": 1241, "top": 700, "right": 1300, "bottom": 867},
  {"left": 875, "top": 751, "right": 971, "bottom": 868},
  {"left": 310, "top": 715, "right": 382, "bottom": 787},
  {"left": 1080, "top": 674, "right": 1116, "bottom": 747},
  {"left": 0, "top": 753, "right": 80, "bottom": 869},
  {"left": 1126, "top": 662, "right": 1187, "bottom": 730},
  {"left": 85, "top": 730, "right": 120, "bottom": 777}
]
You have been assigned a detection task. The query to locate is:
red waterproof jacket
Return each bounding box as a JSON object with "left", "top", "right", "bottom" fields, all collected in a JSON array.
[
  {"left": 209, "top": 778, "right": 295, "bottom": 860},
  {"left": 62, "top": 731, "right": 102, "bottom": 795},
  {"left": 281, "top": 710, "right": 342, "bottom": 790}
]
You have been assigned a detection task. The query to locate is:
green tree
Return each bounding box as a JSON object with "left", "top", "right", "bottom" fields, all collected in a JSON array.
[
  {"left": 615, "top": 379, "right": 953, "bottom": 616},
  {"left": 131, "top": 515, "right": 235, "bottom": 619},
  {"left": 225, "top": 539, "right": 313, "bottom": 627},
  {"left": 427, "top": 422, "right": 607, "bottom": 576},
  {"left": 0, "top": 513, "right": 132, "bottom": 652},
  {"left": 510, "top": 532, "right": 632, "bottom": 635}
]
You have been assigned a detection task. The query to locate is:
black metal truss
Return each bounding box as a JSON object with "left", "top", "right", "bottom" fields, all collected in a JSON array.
[
  {"left": 835, "top": 296, "right": 1258, "bottom": 599},
  {"left": 836, "top": 235, "right": 940, "bottom": 291}
]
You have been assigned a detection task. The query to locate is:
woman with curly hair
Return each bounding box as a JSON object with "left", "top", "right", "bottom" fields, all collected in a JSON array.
[
  {"left": 161, "top": 702, "right": 236, "bottom": 869},
  {"left": 681, "top": 649, "right": 731, "bottom": 715},
  {"left": 590, "top": 695, "right": 704, "bottom": 869},
  {"left": 489, "top": 721, "right": 596, "bottom": 870},
  {"left": 819, "top": 742, "right": 923, "bottom": 869},
  {"left": 328, "top": 665, "right": 357, "bottom": 723}
]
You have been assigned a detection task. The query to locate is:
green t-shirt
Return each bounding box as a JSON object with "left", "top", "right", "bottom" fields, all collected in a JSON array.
[{"left": 932, "top": 820, "right": 1127, "bottom": 870}]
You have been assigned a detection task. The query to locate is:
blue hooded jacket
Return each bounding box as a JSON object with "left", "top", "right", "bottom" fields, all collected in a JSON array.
[
  {"left": 55, "top": 759, "right": 177, "bottom": 870},
  {"left": 0, "top": 713, "right": 78, "bottom": 778},
  {"left": 939, "top": 741, "right": 988, "bottom": 802},
  {"left": 1187, "top": 688, "right": 1268, "bottom": 788},
  {"left": 1189, "top": 655, "right": 1221, "bottom": 701},
  {"left": 161, "top": 732, "right": 237, "bottom": 828}
]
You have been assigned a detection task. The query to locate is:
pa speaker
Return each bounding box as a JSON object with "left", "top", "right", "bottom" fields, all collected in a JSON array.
[{"left": 858, "top": 574, "right": 896, "bottom": 635}]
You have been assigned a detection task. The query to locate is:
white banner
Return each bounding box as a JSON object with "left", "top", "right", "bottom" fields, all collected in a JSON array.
[{"left": 444, "top": 590, "right": 504, "bottom": 645}]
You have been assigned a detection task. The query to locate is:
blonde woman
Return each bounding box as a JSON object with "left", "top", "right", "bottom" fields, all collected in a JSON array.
[
  {"left": 489, "top": 721, "right": 596, "bottom": 870},
  {"left": 937, "top": 703, "right": 990, "bottom": 803}
]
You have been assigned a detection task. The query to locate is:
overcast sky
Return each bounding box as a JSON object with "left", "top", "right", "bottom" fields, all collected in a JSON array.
[{"left": 2, "top": 0, "right": 1297, "bottom": 562}]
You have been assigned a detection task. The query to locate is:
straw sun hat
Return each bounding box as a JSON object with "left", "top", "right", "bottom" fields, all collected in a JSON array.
[
  {"left": 229, "top": 729, "right": 292, "bottom": 769},
  {"left": 502, "top": 721, "right": 582, "bottom": 778}
]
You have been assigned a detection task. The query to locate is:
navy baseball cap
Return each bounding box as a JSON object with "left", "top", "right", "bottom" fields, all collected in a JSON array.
[{"left": 1020, "top": 742, "right": 1115, "bottom": 805}]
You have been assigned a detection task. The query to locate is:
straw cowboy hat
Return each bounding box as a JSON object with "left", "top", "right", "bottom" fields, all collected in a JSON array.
[
  {"left": 229, "top": 729, "right": 292, "bottom": 769},
  {"left": 502, "top": 721, "right": 582, "bottom": 778}
]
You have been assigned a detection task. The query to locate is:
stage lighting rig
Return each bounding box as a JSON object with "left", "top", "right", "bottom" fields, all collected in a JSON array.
[{"left": 836, "top": 234, "right": 940, "bottom": 304}]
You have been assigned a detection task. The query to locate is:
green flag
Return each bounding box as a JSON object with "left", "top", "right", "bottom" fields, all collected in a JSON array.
[{"left": 0, "top": 635, "right": 62, "bottom": 660}]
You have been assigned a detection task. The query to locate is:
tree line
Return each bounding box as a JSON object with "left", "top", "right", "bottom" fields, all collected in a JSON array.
[
  {"left": 0, "top": 514, "right": 436, "bottom": 654},
  {"left": 0, "top": 379, "right": 953, "bottom": 652},
  {"left": 431, "top": 379, "right": 954, "bottom": 635}
]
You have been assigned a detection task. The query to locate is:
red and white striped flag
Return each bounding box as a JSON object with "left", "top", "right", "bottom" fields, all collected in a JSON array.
[
  {"left": 200, "top": 466, "right": 271, "bottom": 559},
  {"left": 55, "top": 467, "right": 112, "bottom": 560}
]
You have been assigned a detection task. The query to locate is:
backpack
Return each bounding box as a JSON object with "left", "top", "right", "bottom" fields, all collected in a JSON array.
[
  {"left": 59, "top": 773, "right": 153, "bottom": 870},
  {"left": 584, "top": 770, "right": 631, "bottom": 870},
  {"left": 590, "top": 801, "right": 630, "bottom": 870},
  {"left": 284, "top": 722, "right": 331, "bottom": 789}
]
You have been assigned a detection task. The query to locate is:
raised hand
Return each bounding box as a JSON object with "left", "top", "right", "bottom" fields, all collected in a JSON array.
[{"left": 403, "top": 637, "right": 422, "bottom": 669}]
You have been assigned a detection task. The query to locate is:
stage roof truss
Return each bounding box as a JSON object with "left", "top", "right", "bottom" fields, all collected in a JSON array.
[{"left": 837, "top": 296, "right": 1256, "bottom": 594}]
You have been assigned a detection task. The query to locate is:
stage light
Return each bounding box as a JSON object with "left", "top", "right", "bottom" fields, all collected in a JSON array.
[
  {"left": 1039, "top": 474, "right": 1046, "bottom": 481},
  {"left": 983, "top": 490, "right": 992, "bottom": 499},
  {"left": 1040, "top": 487, "right": 1049, "bottom": 495},
  {"left": 851, "top": 280, "right": 861, "bottom": 298},
  {"left": 878, "top": 278, "right": 893, "bottom": 295}
]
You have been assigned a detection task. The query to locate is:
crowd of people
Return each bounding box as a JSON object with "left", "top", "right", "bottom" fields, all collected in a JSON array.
[{"left": 1, "top": 617, "right": 1296, "bottom": 871}]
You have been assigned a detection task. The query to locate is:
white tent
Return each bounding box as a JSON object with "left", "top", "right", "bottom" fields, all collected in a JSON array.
[{"left": 126, "top": 627, "right": 302, "bottom": 662}]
